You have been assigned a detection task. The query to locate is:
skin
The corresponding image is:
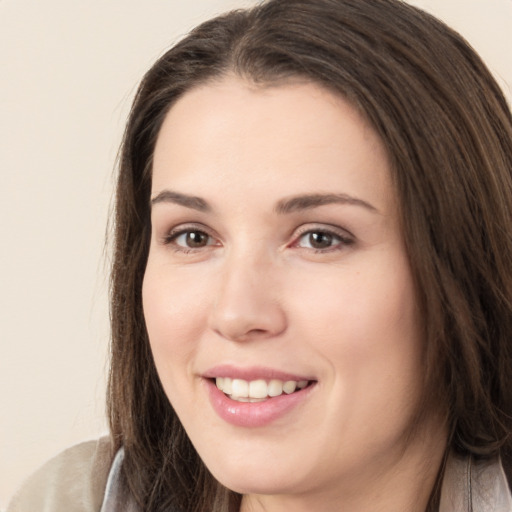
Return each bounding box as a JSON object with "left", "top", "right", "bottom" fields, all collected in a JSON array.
[{"left": 143, "top": 76, "right": 447, "bottom": 512}]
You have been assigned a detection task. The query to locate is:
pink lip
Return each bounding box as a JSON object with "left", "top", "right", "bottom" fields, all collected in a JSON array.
[
  {"left": 202, "top": 364, "right": 315, "bottom": 382},
  {"left": 202, "top": 366, "right": 317, "bottom": 428}
]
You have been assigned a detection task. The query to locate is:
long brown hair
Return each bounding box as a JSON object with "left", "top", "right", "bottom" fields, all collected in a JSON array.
[{"left": 108, "top": 1, "right": 512, "bottom": 510}]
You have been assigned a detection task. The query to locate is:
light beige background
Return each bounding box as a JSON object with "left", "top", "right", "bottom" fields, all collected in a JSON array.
[{"left": 1, "top": 0, "right": 511, "bottom": 507}]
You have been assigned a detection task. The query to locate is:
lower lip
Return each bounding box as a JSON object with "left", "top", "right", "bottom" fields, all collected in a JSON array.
[{"left": 204, "top": 379, "right": 316, "bottom": 428}]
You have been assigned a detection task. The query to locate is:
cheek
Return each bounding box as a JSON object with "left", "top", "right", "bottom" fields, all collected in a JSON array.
[
  {"left": 293, "top": 260, "right": 419, "bottom": 349},
  {"left": 142, "top": 264, "right": 210, "bottom": 379},
  {"left": 290, "top": 253, "right": 423, "bottom": 410}
]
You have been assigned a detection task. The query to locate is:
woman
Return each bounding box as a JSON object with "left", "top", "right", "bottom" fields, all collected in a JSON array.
[{"left": 8, "top": 0, "right": 512, "bottom": 511}]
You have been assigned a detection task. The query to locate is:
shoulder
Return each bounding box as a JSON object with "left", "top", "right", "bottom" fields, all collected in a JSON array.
[
  {"left": 7, "top": 437, "right": 114, "bottom": 512},
  {"left": 440, "top": 452, "right": 512, "bottom": 512}
]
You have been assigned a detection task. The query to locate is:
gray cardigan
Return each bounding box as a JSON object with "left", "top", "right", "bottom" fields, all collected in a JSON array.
[{"left": 7, "top": 438, "right": 512, "bottom": 511}]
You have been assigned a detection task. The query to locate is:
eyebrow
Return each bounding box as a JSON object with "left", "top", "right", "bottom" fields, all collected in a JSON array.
[
  {"left": 150, "top": 190, "right": 378, "bottom": 215},
  {"left": 275, "top": 193, "right": 379, "bottom": 214},
  {"left": 151, "top": 190, "right": 211, "bottom": 212}
]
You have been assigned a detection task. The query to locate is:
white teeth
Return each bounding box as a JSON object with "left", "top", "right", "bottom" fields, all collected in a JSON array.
[
  {"left": 223, "top": 377, "right": 232, "bottom": 394},
  {"left": 231, "top": 379, "right": 249, "bottom": 397},
  {"left": 214, "top": 377, "right": 309, "bottom": 400},
  {"left": 249, "top": 379, "right": 268, "bottom": 399},
  {"left": 283, "top": 381, "right": 297, "bottom": 394},
  {"left": 268, "top": 379, "right": 283, "bottom": 397}
]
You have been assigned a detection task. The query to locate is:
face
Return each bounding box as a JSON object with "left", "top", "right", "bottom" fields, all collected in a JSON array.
[{"left": 143, "top": 77, "right": 443, "bottom": 509}]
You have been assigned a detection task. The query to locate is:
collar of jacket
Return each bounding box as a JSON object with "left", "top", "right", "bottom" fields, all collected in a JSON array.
[
  {"left": 100, "top": 448, "right": 512, "bottom": 512},
  {"left": 439, "top": 452, "right": 512, "bottom": 511}
]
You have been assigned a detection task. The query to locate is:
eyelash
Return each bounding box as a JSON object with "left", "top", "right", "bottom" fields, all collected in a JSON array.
[
  {"left": 162, "top": 225, "right": 218, "bottom": 254},
  {"left": 161, "top": 224, "right": 354, "bottom": 254},
  {"left": 292, "top": 226, "right": 355, "bottom": 253}
]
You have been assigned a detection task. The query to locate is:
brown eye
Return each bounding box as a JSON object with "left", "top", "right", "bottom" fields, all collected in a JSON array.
[
  {"left": 169, "top": 229, "right": 214, "bottom": 249},
  {"left": 294, "top": 228, "right": 353, "bottom": 252},
  {"left": 184, "top": 230, "right": 210, "bottom": 248},
  {"left": 308, "top": 232, "right": 334, "bottom": 249}
]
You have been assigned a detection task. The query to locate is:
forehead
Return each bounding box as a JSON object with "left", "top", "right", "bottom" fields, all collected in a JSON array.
[{"left": 152, "top": 76, "right": 393, "bottom": 214}]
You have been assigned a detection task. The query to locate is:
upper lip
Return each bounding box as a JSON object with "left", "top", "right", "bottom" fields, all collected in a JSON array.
[{"left": 202, "top": 364, "right": 316, "bottom": 382}]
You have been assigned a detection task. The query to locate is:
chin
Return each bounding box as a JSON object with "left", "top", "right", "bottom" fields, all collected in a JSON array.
[
  {"left": 193, "top": 443, "right": 301, "bottom": 495},
  {"left": 212, "top": 468, "right": 299, "bottom": 496}
]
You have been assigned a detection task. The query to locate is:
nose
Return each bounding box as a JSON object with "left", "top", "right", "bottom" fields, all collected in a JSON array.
[{"left": 208, "top": 253, "right": 287, "bottom": 342}]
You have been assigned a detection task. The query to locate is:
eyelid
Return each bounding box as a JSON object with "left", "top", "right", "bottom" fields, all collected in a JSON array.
[
  {"left": 157, "top": 221, "right": 354, "bottom": 253},
  {"left": 160, "top": 223, "right": 220, "bottom": 247},
  {"left": 292, "top": 223, "right": 354, "bottom": 240},
  {"left": 290, "top": 223, "right": 355, "bottom": 250}
]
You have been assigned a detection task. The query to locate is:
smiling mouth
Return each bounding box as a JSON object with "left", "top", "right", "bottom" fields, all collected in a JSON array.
[{"left": 214, "top": 377, "right": 314, "bottom": 402}]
